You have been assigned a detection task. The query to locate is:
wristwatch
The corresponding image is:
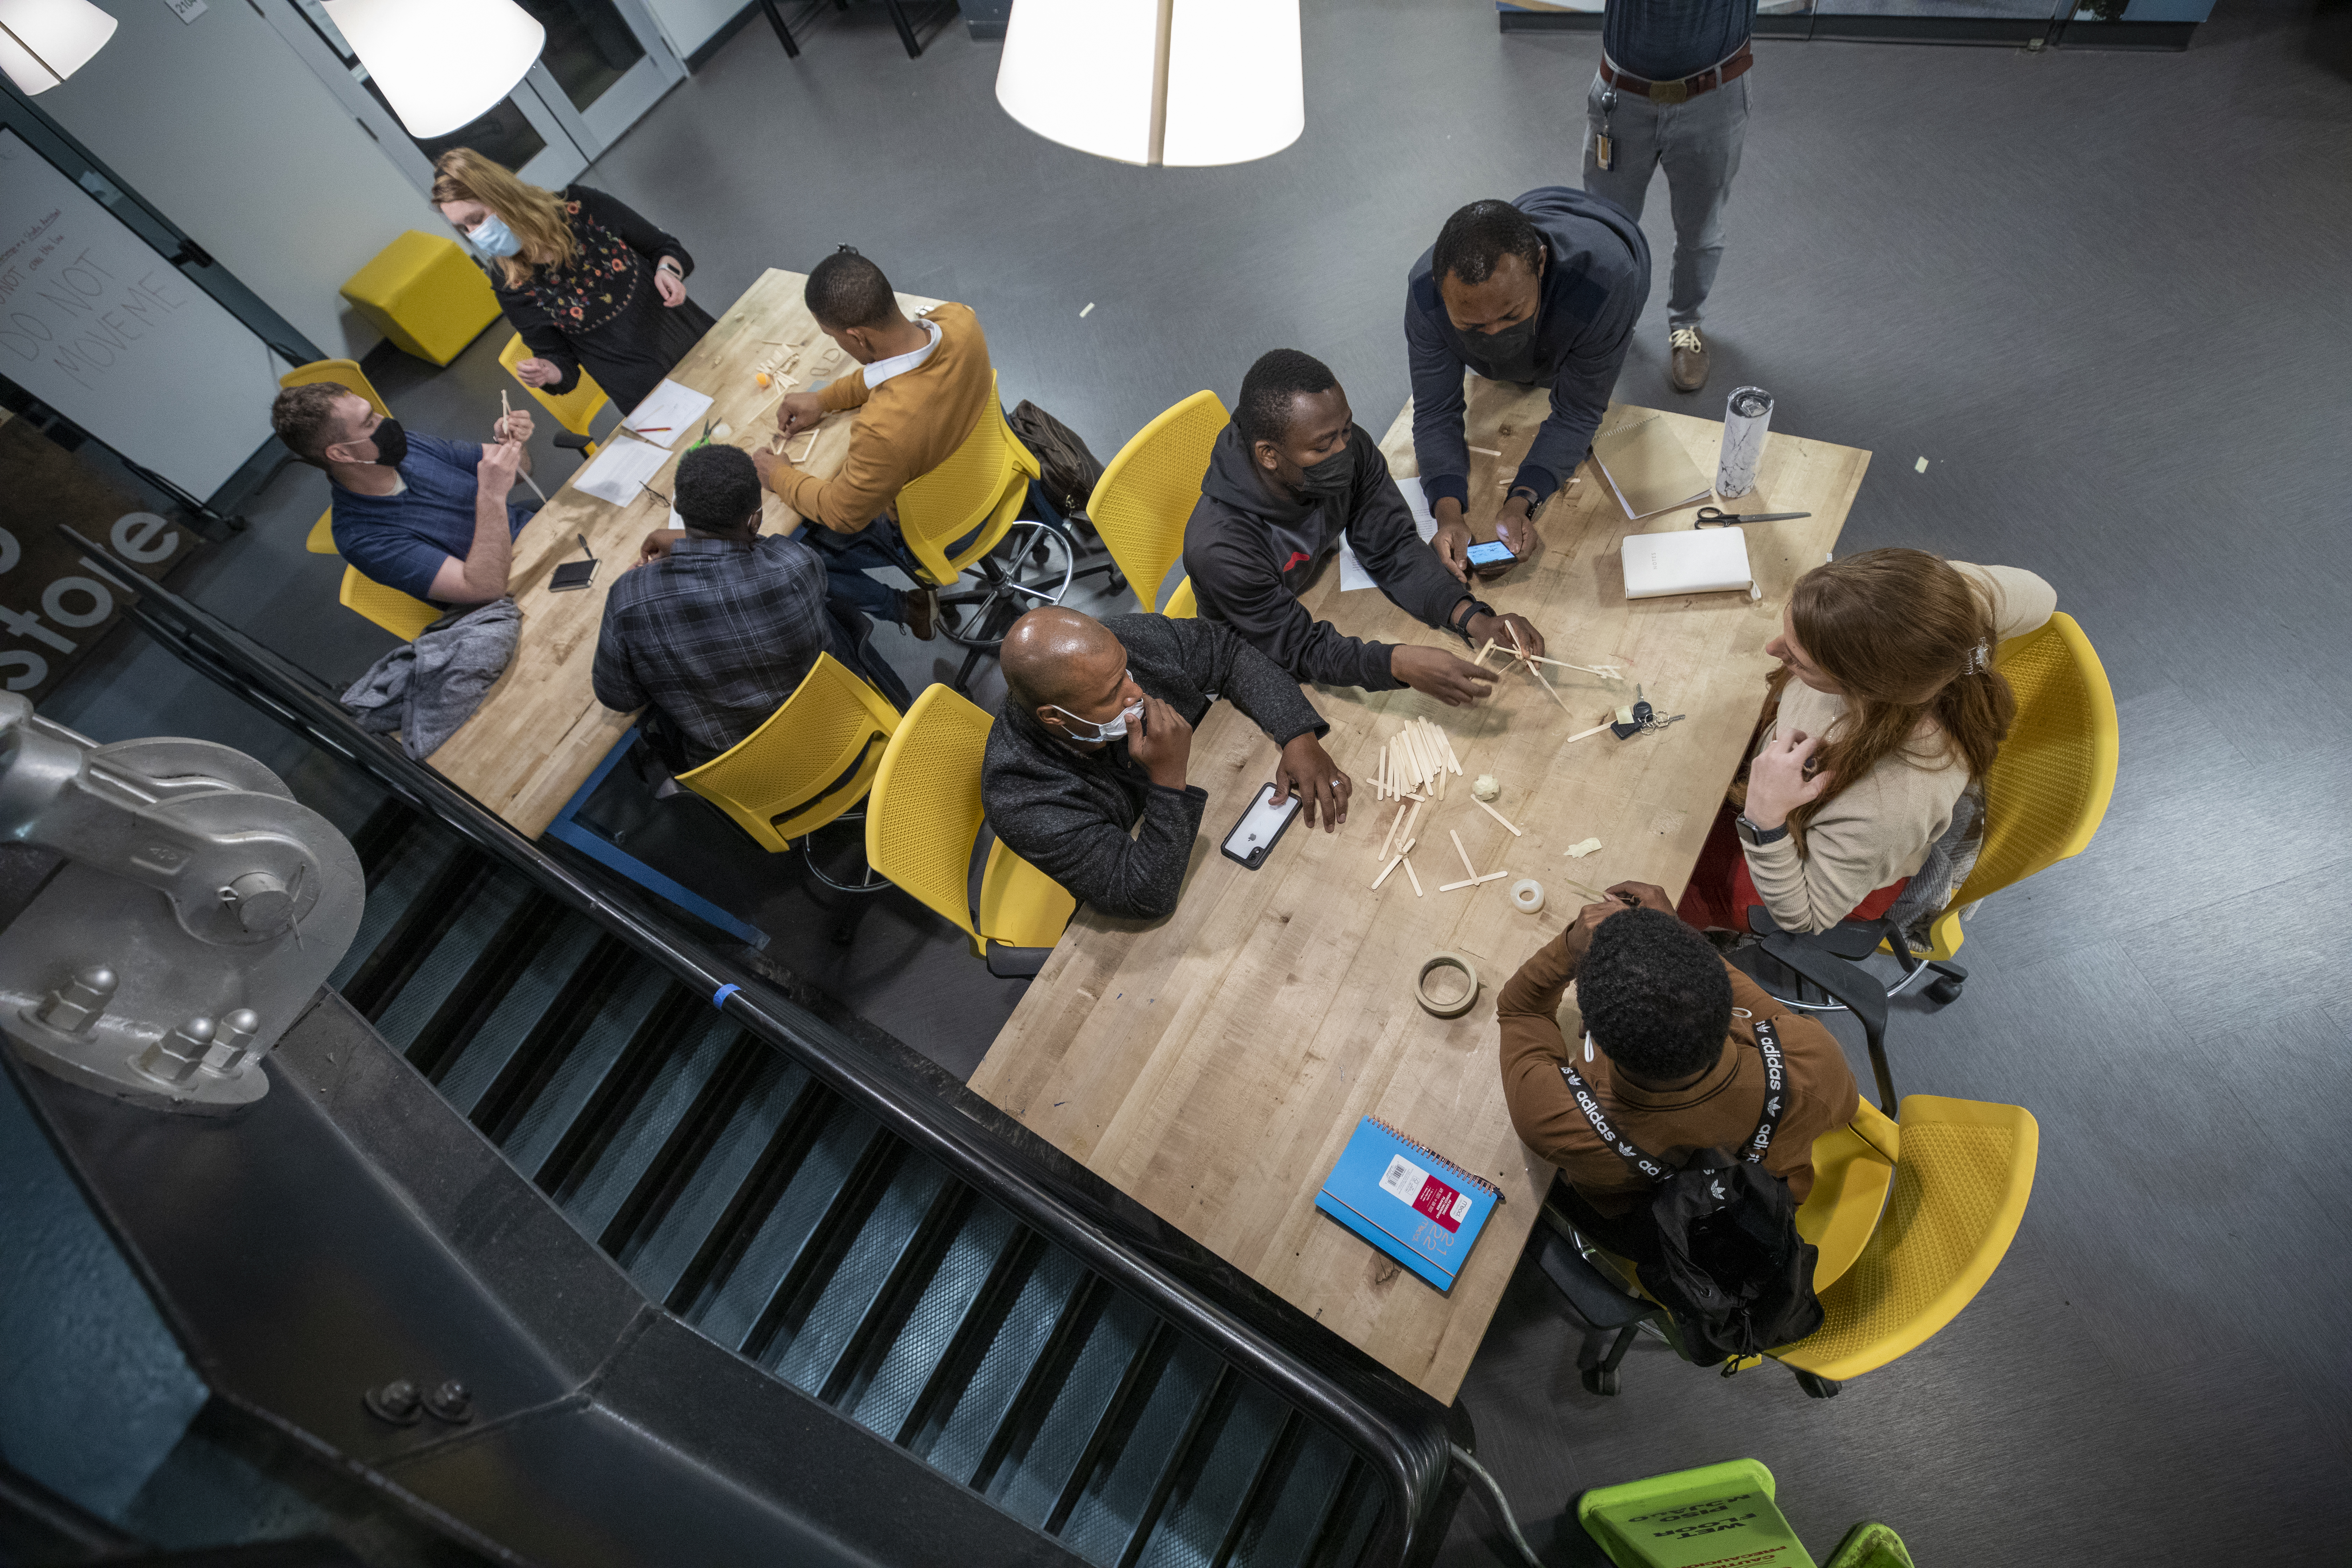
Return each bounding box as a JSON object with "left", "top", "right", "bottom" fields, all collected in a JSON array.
[
  {"left": 1735, "top": 814, "right": 1789, "bottom": 847},
  {"left": 1449, "top": 597, "right": 1494, "bottom": 643}
]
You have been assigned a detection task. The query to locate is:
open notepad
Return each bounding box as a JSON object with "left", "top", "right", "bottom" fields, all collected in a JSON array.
[{"left": 1592, "top": 412, "right": 1711, "bottom": 522}]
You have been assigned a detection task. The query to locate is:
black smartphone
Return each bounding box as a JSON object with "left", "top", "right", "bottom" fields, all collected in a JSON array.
[
  {"left": 1466, "top": 538, "right": 1518, "bottom": 578},
  {"left": 1220, "top": 783, "right": 1303, "bottom": 869},
  {"left": 549, "top": 559, "right": 598, "bottom": 592}
]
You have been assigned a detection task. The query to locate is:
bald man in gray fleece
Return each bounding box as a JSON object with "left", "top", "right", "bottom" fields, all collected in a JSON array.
[{"left": 981, "top": 608, "right": 1351, "bottom": 920}]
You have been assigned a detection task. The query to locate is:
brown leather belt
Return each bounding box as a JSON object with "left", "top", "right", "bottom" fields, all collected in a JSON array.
[{"left": 1599, "top": 41, "right": 1753, "bottom": 105}]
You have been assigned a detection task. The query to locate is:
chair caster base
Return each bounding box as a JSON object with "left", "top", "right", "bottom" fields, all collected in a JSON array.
[
  {"left": 1926, "top": 975, "right": 1965, "bottom": 1005},
  {"left": 1794, "top": 1370, "right": 1841, "bottom": 1399},
  {"left": 1581, "top": 1366, "right": 1620, "bottom": 1397}
]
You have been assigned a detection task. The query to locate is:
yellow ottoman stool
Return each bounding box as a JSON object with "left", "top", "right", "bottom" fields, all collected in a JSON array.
[{"left": 341, "top": 231, "right": 501, "bottom": 366}]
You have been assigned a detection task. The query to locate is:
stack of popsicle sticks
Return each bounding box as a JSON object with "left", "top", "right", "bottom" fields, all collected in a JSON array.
[{"left": 1368, "top": 715, "right": 1463, "bottom": 895}]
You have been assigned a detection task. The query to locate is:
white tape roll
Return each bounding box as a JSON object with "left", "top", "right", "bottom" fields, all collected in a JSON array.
[{"left": 1509, "top": 878, "right": 1544, "bottom": 914}]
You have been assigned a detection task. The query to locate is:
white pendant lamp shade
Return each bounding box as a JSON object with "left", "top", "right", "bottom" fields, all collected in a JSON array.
[
  {"left": 0, "top": 0, "right": 119, "bottom": 96},
  {"left": 995, "top": 0, "right": 1303, "bottom": 169},
  {"left": 321, "top": 0, "right": 546, "bottom": 140}
]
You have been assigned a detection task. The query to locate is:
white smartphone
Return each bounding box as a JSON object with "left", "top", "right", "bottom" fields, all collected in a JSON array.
[{"left": 1221, "top": 783, "right": 1303, "bottom": 870}]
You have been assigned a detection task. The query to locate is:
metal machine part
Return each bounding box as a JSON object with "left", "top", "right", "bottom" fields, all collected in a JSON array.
[{"left": 0, "top": 694, "right": 362, "bottom": 1115}]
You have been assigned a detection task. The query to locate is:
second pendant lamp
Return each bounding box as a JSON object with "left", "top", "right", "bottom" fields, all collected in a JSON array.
[
  {"left": 322, "top": 0, "right": 546, "bottom": 140},
  {"left": 995, "top": 0, "right": 1303, "bottom": 169}
]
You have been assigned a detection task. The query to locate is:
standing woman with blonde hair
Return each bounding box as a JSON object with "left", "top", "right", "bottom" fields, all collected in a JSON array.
[
  {"left": 1676, "top": 548, "right": 2057, "bottom": 938},
  {"left": 432, "top": 148, "right": 716, "bottom": 417}
]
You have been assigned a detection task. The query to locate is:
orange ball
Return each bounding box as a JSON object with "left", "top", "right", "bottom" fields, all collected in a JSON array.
[{"left": 755, "top": 371, "right": 772, "bottom": 388}]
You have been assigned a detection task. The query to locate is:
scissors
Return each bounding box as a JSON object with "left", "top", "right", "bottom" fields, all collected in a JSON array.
[{"left": 1694, "top": 506, "right": 1812, "bottom": 527}]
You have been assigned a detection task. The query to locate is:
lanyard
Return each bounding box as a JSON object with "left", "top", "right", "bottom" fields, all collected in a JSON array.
[{"left": 1557, "top": 1018, "right": 1787, "bottom": 1183}]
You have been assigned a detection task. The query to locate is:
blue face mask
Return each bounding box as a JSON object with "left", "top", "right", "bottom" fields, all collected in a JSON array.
[{"left": 465, "top": 214, "right": 521, "bottom": 258}]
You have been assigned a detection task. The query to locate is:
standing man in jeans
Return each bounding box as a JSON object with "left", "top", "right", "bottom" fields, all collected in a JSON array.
[{"left": 1584, "top": 0, "right": 1756, "bottom": 394}]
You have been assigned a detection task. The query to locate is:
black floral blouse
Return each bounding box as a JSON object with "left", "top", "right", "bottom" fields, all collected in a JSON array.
[{"left": 492, "top": 185, "right": 717, "bottom": 418}]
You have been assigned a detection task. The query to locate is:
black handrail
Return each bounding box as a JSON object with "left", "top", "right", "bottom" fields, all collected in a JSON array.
[{"left": 61, "top": 527, "right": 1455, "bottom": 1566}]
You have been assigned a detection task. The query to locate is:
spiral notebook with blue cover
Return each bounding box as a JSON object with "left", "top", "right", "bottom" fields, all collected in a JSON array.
[{"left": 1315, "top": 1117, "right": 1503, "bottom": 1293}]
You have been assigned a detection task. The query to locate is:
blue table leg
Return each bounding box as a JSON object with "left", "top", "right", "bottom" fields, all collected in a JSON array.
[{"left": 542, "top": 730, "right": 769, "bottom": 950}]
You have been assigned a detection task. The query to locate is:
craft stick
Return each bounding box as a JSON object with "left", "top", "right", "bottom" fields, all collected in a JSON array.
[
  {"left": 1438, "top": 876, "right": 1480, "bottom": 893},
  {"left": 1471, "top": 870, "right": 1511, "bottom": 884},
  {"left": 1526, "top": 655, "right": 1623, "bottom": 677},
  {"left": 1475, "top": 797, "right": 1524, "bottom": 837},
  {"left": 1377, "top": 800, "right": 1406, "bottom": 862},
  {"left": 1451, "top": 829, "right": 1477, "bottom": 881},
  {"left": 790, "top": 430, "right": 819, "bottom": 463},
  {"left": 1372, "top": 854, "right": 1404, "bottom": 890},
  {"left": 1473, "top": 637, "right": 1498, "bottom": 669},
  {"left": 1400, "top": 802, "right": 1424, "bottom": 849},
  {"left": 1404, "top": 858, "right": 1423, "bottom": 897},
  {"left": 1568, "top": 721, "right": 1614, "bottom": 743},
  {"left": 1468, "top": 445, "right": 1503, "bottom": 457},
  {"left": 1429, "top": 717, "right": 1462, "bottom": 773},
  {"left": 1506, "top": 622, "right": 1530, "bottom": 661},
  {"left": 1398, "top": 837, "right": 1417, "bottom": 857}
]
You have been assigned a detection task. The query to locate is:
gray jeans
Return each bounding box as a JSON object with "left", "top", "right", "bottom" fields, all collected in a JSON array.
[{"left": 1581, "top": 70, "right": 1749, "bottom": 330}]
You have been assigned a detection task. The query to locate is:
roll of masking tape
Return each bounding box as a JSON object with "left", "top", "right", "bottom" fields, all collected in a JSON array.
[
  {"left": 1415, "top": 952, "right": 1480, "bottom": 1019},
  {"left": 1509, "top": 879, "right": 1545, "bottom": 915}
]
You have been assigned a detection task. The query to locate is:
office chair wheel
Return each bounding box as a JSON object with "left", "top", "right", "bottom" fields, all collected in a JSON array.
[
  {"left": 1926, "top": 976, "right": 1965, "bottom": 1005},
  {"left": 1581, "top": 1366, "right": 1620, "bottom": 1397},
  {"left": 1794, "top": 1371, "right": 1841, "bottom": 1399},
  {"left": 1108, "top": 570, "right": 1127, "bottom": 593}
]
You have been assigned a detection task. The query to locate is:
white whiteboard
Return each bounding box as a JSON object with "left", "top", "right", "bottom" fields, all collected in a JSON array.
[{"left": 0, "top": 130, "right": 280, "bottom": 498}]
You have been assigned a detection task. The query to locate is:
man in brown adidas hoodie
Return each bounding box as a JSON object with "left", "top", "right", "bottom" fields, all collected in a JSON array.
[
  {"left": 1498, "top": 884, "right": 1857, "bottom": 1263},
  {"left": 754, "top": 246, "right": 996, "bottom": 639}
]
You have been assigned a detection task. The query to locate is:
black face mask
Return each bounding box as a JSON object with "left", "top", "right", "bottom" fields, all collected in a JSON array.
[
  {"left": 364, "top": 417, "right": 409, "bottom": 468},
  {"left": 1292, "top": 443, "right": 1355, "bottom": 507},
  {"left": 1476, "top": 312, "right": 1539, "bottom": 365}
]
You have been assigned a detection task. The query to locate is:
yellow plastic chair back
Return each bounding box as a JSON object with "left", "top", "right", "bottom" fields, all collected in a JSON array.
[
  {"left": 1795, "top": 1099, "right": 1899, "bottom": 1294},
  {"left": 338, "top": 565, "right": 440, "bottom": 642},
  {"left": 1772, "top": 1095, "right": 2038, "bottom": 1383},
  {"left": 895, "top": 374, "right": 1038, "bottom": 587},
  {"left": 498, "top": 332, "right": 607, "bottom": 451},
  {"left": 306, "top": 513, "right": 339, "bottom": 555},
  {"left": 866, "top": 684, "right": 1074, "bottom": 957},
  {"left": 1088, "top": 391, "right": 1226, "bottom": 614},
  {"left": 1923, "top": 612, "right": 2118, "bottom": 959},
  {"left": 278, "top": 358, "right": 391, "bottom": 417},
  {"left": 676, "top": 653, "right": 902, "bottom": 852},
  {"left": 1160, "top": 575, "right": 1198, "bottom": 619}
]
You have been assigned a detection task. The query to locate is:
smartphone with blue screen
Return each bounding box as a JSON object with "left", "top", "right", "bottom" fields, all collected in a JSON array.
[{"left": 1466, "top": 538, "right": 1518, "bottom": 578}]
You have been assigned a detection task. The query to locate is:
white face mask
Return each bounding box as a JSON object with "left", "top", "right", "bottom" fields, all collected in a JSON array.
[{"left": 1049, "top": 698, "right": 1144, "bottom": 744}]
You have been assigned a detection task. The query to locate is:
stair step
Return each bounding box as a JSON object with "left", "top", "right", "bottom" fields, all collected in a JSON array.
[
  {"left": 433, "top": 917, "right": 605, "bottom": 1118},
  {"left": 988, "top": 1287, "right": 1158, "bottom": 1530},
  {"left": 845, "top": 1197, "right": 1020, "bottom": 1442},
  {"left": 327, "top": 825, "right": 458, "bottom": 994},
  {"left": 768, "top": 1154, "right": 952, "bottom": 1395},
  {"left": 1228, "top": 1427, "right": 1355, "bottom": 1568},
  {"left": 690, "top": 1101, "right": 882, "bottom": 1352},
  {"left": 370, "top": 873, "right": 532, "bottom": 1055},
  {"left": 919, "top": 1242, "right": 1087, "bottom": 1484},
  {"left": 1058, "top": 1332, "right": 1222, "bottom": 1568},
  {"left": 496, "top": 964, "right": 671, "bottom": 1173},
  {"left": 559, "top": 1009, "right": 738, "bottom": 1242},
  {"left": 1136, "top": 1374, "right": 1288, "bottom": 1568}
]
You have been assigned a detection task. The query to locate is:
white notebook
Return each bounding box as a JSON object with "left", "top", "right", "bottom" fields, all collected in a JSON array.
[{"left": 1622, "top": 528, "right": 1756, "bottom": 599}]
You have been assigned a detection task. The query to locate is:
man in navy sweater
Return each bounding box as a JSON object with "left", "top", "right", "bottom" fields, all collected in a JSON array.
[
  {"left": 1404, "top": 190, "right": 1650, "bottom": 580},
  {"left": 1585, "top": 0, "right": 1759, "bottom": 393}
]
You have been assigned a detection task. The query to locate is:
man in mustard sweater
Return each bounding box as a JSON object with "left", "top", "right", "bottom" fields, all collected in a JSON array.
[{"left": 754, "top": 246, "right": 996, "bottom": 640}]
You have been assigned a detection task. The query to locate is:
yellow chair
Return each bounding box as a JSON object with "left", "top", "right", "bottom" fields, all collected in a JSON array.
[
  {"left": 338, "top": 566, "right": 441, "bottom": 642},
  {"left": 895, "top": 373, "right": 1043, "bottom": 587},
  {"left": 1919, "top": 611, "right": 2119, "bottom": 961},
  {"left": 1795, "top": 1099, "right": 1899, "bottom": 1294},
  {"left": 1160, "top": 575, "right": 1197, "bottom": 619},
  {"left": 865, "top": 684, "right": 1075, "bottom": 971},
  {"left": 498, "top": 331, "right": 608, "bottom": 455},
  {"left": 1087, "top": 391, "right": 1226, "bottom": 614},
  {"left": 340, "top": 230, "right": 501, "bottom": 366},
  {"left": 676, "top": 654, "right": 902, "bottom": 887},
  {"left": 279, "top": 360, "right": 391, "bottom": 561},
  {"left": 1771, "top": 1095, "right": 2038, "bottom": 1393}
]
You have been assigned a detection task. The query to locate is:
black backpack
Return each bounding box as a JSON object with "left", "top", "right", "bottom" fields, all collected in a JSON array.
[
  {"left": 1006, "top": 400, "right": 1104, "bottom": 530},
  {"left": 1557, "top": 1020, "right": 1823, "bottom": 1365}
]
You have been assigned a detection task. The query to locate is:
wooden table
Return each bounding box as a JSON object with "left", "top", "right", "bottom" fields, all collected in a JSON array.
[
  {"left": 425, "top": 268, "right": 944, "bottom": 836},
  {"left": 970, "top": 381, "right": 1869, "bottom": 1404}
]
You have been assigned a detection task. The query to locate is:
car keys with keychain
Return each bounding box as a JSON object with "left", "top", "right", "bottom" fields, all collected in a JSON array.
[
  {"left": 1595, "top": 85, "right": 1617, "bottom": 171},
  {"left": 1611, "top": 684, "right": 1687, "bottom": 740}
]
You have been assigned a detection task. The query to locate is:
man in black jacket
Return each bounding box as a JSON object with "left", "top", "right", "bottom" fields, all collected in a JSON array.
[
  {"left": 1183, "top": 350, "right": 1541, "bottom": 707},
  {"left": 983, "top": 607, "right": 1350, "bottom": 921},
  {"left": 1405, "top": 189, "right": 1650, "bottom": 579}
]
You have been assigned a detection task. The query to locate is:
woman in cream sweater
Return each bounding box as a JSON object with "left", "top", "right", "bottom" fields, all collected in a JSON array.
[{"left": 1677, "top": 549, "right": 2056, "bottom": 937}]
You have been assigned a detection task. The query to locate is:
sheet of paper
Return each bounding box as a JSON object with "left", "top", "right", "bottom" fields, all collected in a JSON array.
[
  {"left": 572, "top": 436, "right": 670, "bottom": 507},
  {"left": 1338, "top": 476, "right": 1443, "bottom": 592},
  {"left": 618, "top": 378, "right": 715, "bottom": 442},
  {"left": 1591, "top": 414, "right": 1710, "bottom": 521}
]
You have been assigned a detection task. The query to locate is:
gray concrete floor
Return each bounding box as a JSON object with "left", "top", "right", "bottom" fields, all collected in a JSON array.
[{"left": 35, "top": 0, "right": 2352, "bottom": 1560}]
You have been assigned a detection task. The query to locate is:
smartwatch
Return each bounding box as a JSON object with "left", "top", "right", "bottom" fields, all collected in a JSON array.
[
  {"left": 1448, "top": 596, "right": 1494, "bottom": 643},
  {"left": 1735, "top": 814, "right": 1789, "bottom": 847}
]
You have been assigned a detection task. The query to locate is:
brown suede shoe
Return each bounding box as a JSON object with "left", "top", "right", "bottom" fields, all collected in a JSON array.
[
  {"left": 1669, "top": 327, "right": 1710, "bottom": 394},
  {"left": 904, "top": 587, "right": 938, "bottom": 641}
]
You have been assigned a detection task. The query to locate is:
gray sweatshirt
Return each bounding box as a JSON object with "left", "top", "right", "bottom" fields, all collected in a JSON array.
[{"left": 981, "top": 614, "right": 1327, "bottom": 921}]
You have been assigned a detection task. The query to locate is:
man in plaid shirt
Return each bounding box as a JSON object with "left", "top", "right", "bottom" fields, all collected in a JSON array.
[{"left": 593, "top": 444, "right": 860, "bottom": 770}]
